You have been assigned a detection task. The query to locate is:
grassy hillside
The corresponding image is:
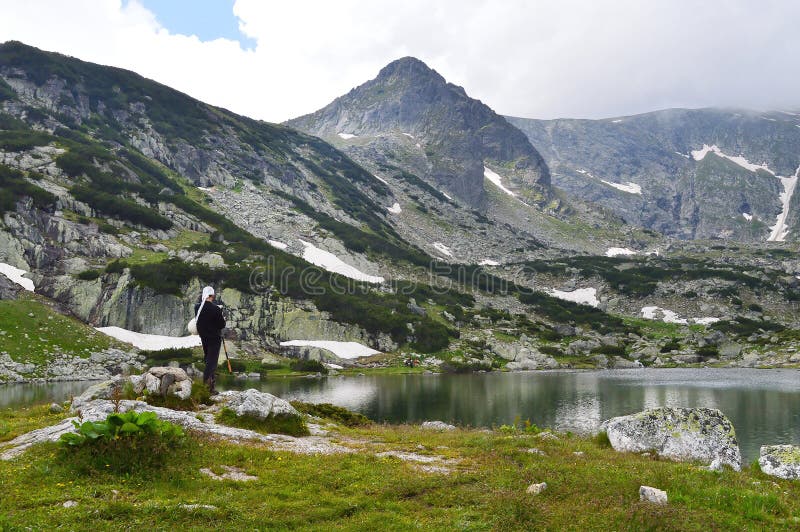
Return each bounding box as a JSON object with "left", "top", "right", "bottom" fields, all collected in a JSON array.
[{"left": 0, "top": 405, "right": 798, "bottom": 529}]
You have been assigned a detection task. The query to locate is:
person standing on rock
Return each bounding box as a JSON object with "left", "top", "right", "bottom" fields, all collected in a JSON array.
[{"left": 194, "top": 286, "right": 225, "bottom": 394}]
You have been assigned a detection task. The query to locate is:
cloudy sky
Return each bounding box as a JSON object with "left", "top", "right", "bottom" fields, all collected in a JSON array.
[{"left": 1, "top": 0, "right": 798, "bottom": 123}]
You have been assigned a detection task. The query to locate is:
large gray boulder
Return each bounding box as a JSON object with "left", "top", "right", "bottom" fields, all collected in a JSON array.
[
  {"left": 603, "top": 407, "right": 741, "bottom": 471},
  {"left": 759, "top": 445, "right": 800, "bottom": 479},
  {"left": 215, "top": 389, "right": 299, "bottom": 419}
]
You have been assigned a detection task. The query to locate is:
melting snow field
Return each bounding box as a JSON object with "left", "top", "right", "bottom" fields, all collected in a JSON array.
[
  {"left": 601, "top": 180, "right": 642, "bottom": 194},
  {"left": 605, "top": 247, "right": 637, "bottom": 257},
  {"left": 433, "top": 242, "right": 453, "bottom": 257},
  {"left": 768, "top": 168, "right": 799, "bottom": 242},
  {"left": 279, "top": 340, "right": 380, "bottom": 360},
  {"left": 96, "top": 326, "right": 202, "bottom": 351},
  {"left": 549, "top": 287, "right": 599, "bottom": 307},
  {"left": 692, "top": 145, "right": 798, "bottom": 241},
  {"left": 442, "top": 191, "right": 453, "bottom": 200},
  {"left": 742, "top": 213, "right": 753, "bottom": 221},
  {"left": 387, "top": 202, "right": 402, "bottom": 214},
  {"left": 479, "top": 259, "right": 500, "bottom": 266},
  {"left": 337, "top": 133, "right": 357, "bottom": 140},
  {"left": 640, "top": 306, "right": 719, "bottom": 326},
  {"left": 299, "top": 240, "right": 385, "bottom": 284},
  {"left": 197, "top": 186, "right": 213, "bottom": 192},
  {"left": 483, "top": 166, "right": 516, "bottom": 197},
  {"left": 269, "top": 240, "right": 288, "bottom": 250},
  {"left": 0, "top": 262, "right": 35, "bottom": 291}
]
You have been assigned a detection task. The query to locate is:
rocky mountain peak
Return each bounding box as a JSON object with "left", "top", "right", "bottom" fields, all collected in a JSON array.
[{"left": 288, "top": 57, "right": 551, "bottom": 208}]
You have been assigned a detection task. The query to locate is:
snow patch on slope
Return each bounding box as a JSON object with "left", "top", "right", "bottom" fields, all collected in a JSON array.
[
  {"left": 601, "top": 180, "right": 642, "bottom": 194},
  {"left": 337, "top": 133, "right": 357, "bottom": 140},
  {"left": 95, "top": 326, "right": 201, "bottom": 351},
  {"left": 483, "top": 166, "right": 516, "bottom": 197},
  {"left": 605, "top": 247, "right": 637, "bottom": 257},
  {"left": 299, "top": 240, "right": 384, "bottom": 283},
  {"left": 387, "top": 202, "right": 402, "bottom": 214},
  {"left": 269, "top": 240, "right": 288, "bottom": 250},
  {"left": 640, "top": 306, "right": 719, "bottom": 326},
  {"left": 0, "top": 263, "right": 34, "bottom": 292},
  {"left": 768, "top": 166, "right": 800, "bottom": 242},
  {"left": 691, "top": 144, "right": 775, "bottom": 174},
  {"left": 433, "top": 242, "right": 453, "bottom": 257},
  {"left": 742, "top": 213, "right": 753, "bottom": 221},
  {"left": 479, "top": 259, "right": 500, "bottom": 266},
  {"left": 549, "top": 287, "right": 599, "bottom": 307},
  {"left": 279, "top": 340, "right": 380, "bottom": 360}
]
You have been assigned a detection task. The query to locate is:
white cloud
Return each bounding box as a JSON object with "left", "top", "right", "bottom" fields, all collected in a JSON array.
[{"left": 1, "top": 0, "right": 799, "bottom": 123}]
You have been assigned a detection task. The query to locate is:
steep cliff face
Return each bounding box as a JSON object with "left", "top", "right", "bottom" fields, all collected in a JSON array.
[
  {"left": 508, "top": 109, "right": 800, "bottom": 241},
  {"left": 289, "top": 57, "right": 551, "bottom": 209}
]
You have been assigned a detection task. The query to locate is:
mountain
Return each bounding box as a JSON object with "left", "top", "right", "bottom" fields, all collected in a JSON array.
[
  {"left": 2, "top": 41, "right": 800, "bottom": 381},
  {"left": 288, "top": 57, "right": 550, "bottom": 210},
  {"left": 508, "top": 109, "right": 800, "bottom": 241}
]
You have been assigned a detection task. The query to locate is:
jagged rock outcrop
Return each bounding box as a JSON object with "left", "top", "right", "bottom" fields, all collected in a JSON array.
[
  {"left": 603, "top": 407, "right": 742, "bottom": 470},
  {"left": 289, "top": 57, "right": 550, "bottom": 209},
  {"left": 509, "top": 109, "right": 800, "bottom": 241}
]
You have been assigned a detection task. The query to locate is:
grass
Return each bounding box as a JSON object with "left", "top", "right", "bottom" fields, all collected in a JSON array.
[
  {"left": 0, "top": 405, "right": 799, "bottom": 529},
  {"left": 0, "top": 294, "right": 123, "bottom": 368},
  {"left": 216, "top": 407, "right": 309, "bottom": 437}
]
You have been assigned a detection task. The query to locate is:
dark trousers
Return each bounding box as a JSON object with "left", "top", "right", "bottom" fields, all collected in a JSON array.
[{"left": 200, "top": 335, "right": 222, "bottom": 389}]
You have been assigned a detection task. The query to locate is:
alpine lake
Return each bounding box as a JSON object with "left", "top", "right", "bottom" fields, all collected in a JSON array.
[{"left": 3, "top": 368, "right": 799, "bottom": 462}]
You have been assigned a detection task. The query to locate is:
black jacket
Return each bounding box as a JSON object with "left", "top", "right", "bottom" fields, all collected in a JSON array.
[{"left": 194, "top": 301, "right": 226, "bottom": 338}]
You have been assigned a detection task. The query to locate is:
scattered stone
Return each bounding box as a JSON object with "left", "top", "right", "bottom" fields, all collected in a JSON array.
[
  {"left": 639, "top": 485, "right": 668, "bottom": 504},
  {"left": 526, "top": 482, "right": 547, "bottom": 495},
  {"left": 200, "top": 465, "right": 258, "bottom": 482},
  {"left": 573, "top": 451, "right": 585, "bottom": 457},
  {"left": 214, "top": 389, "right": 299, "bottom": 419},
  {"left": 149, "top": 366, "right": 189, "bottom": 381},
  {"left": 603, "top": 407, "right": 742, "bottom": 470},
  {"left": 63, "top": 500, "right": 78, "bottom": 508},
  {"left": 179, "top": 504, "right": 218, "bottom": 511},
  {"left": 421, "top": 421, "right": 456, "bottom": 431},
  {"left": 49, "top": 403, "right": 64, "bottom": 414},
  {"left": 535, "top": 431, "right": 559, "bottom": 441},
  {"left": 759, "top": 445, "right": 800, "bottom": 479},
  {"left": 526, "top": 448, "right": 546, "bottom": 456}
]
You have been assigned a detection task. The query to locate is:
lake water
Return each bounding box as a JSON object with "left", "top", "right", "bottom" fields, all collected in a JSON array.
[
  {"left": 2, "top": 369, "right": 799, "bottom": 462},
  {"left": 222, "top": 368, "right": 800, "bottom": 462}
]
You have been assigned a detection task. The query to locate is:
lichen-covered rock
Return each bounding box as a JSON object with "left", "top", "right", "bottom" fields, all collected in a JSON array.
[
  {"left": 759, "top": 445, "right": 800, "bottom": 479},
  {"left": 603, "top": 407, "right": 741, "bottom": 470},
  {"left": 71, "top": 377, "right": 122, "bottom": 409},
  {"left": 167, "top": 379, "right": 193, "bottom": 400},
  {"left": 149, "top": 366, "right": 189, "bottom": 381},
  {"left": 215, "top": 389, "right": 299, "bottom": 419}
]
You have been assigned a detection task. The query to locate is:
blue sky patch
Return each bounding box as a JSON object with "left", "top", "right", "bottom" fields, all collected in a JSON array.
[{"left": 136, "top": 0, "right": 256, "bottom": 49}]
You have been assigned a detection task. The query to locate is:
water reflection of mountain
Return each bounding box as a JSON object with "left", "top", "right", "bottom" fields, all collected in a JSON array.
[{"left": 240, "top": 369, "right": 800, "bottom": 462}]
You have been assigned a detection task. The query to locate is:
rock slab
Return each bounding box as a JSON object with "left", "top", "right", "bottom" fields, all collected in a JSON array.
[
  {"left": 215, "top": 389, "right": 299, "bottom": 419},
  {"left": 604, "top": 407, "right": 742, "bottom": 471},
  {"left": 759, "top": 445, "right": 800, "bottom": 480}
]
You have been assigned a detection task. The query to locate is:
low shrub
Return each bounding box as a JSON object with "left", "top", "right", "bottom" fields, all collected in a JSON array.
[
  {"left": 697, "top": 345, "right": 720, "bottom": 358},
  {"left": 143, "top": 381, "right": 211, "bottom": 411},
  {"left": 216, "top": 407, "right": 309, "bottom": 436},
  {"left": 289, "top": 359, "right": 328, "bottom": 374},
  {"left": 76, "top": 269, "right": 100, "bottom": 281},
  {"left": 291, "top": 402, "right": 371, "bottom": 427},
  {"left": 539, "top": 345, "right": 564, "bottom": 357},
  {"left": 591, "top": 344, "right": 627, "bottom": 357},
  {"left": 441, "top": 359, "right": 492, "bottom": 373},
  {"left": 661, "top": 339, "right": 681, "bottom": 353},
  {"left": 140, "top": 347, "right": 197, "bottom": 367},
  {"left": 58, "top": 410, "right": 185, "bottom": 472}
]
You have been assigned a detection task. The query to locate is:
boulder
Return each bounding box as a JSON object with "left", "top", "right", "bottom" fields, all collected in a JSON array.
[
  {"left": 611, "top": 356, "right": 643, "bottom": 369},
  {"left": 639, "top": 486, "right": 667, "bottom": 504},
  {"left": 144, "top": 372, "right": 161, "bottom": 395},
  {"left": 167, "top": 379, "right": 193, "bottom": 401},
  {"left": 129, "top": 374, "right": 145, "bottom": 394},
  {"left": 603, "top": 407, "right": 741, "bottom": 470},
  {"left": 421, "top": 421, "right": 456, "bottom": 431},
  {"left": 758, "top": 445, "right": 800, "bottom": 480},
  {"left": 71, "top": 377, "right": 121, "bottom": 409},
  {"left": 148, "top": 366, "right": 189, "bottom": 381},
  {"left": 526, "top": 482, "right": 547, "bottom": 495},
  {"left": 215, "top": 389, "right": 299, "bottom": 419}
]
